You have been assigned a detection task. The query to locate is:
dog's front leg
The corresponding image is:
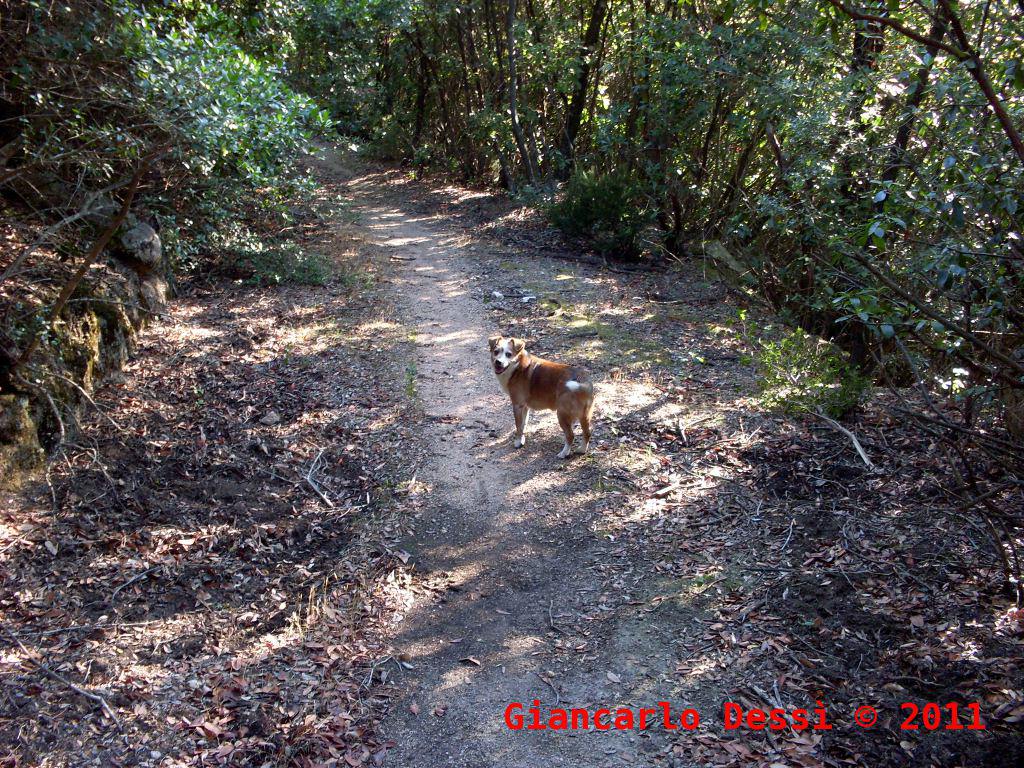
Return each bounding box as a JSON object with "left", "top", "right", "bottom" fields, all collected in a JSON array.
[{"left": 513, "top": 404, "right": 528, "bottom": 448}]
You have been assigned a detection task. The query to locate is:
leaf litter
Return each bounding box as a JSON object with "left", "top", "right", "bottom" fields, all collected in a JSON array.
[{"left": 0, "top": 151, "right": 426, "bottom": 767}]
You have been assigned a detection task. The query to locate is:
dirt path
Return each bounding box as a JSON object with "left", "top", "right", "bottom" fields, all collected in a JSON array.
[
  {"left": 343, "top": 173, "right": 708, "bottom": 768},
  {"left": 337, "top": 156, "right": 1023, "bottom": 768}
]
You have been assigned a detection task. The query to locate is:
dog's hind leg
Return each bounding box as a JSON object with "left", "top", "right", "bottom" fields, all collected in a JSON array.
[
  {"left": 557, "top": 412, "right": 575, "bottom": 459},
  {"left": 579, "top": 410, "right": 591, "bottom": 455}
]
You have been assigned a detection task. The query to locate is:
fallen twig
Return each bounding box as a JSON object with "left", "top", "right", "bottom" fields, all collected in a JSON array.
[
  {"left": 548, "top": 599, "right": 568, "bottom": 635},
  {"left": 2, "top": 624, "right": 120, "bottom": 726},
  {"left": 810, "top": 411, "right": 877, "bottom": 469},
  {"left": 49, "top": 371, "right": 125, "bottom": 434},
  {"left": 534, "top": 672, "right": 563, "bottom": 706},
  {"left": 362, "top": 655, "right": 393, "bottom": 689},
  {"left": 304, "top": 448, "right": 335, "bottom": 508},
  {"left": 781, "top": 517, "right": 796, "bottom": 551},
  {"left": 111, "top": 566, "right": 159, "bottom": 602}
]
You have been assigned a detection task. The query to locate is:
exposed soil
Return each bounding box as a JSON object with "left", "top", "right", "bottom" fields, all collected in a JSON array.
[{"left": 2, "top": 147, "right": 1022, "bottom": 768}]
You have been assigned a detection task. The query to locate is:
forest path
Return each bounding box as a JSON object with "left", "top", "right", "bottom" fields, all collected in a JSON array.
[{"left": 339, "top": 161, "right": 715, "bottom": 768}]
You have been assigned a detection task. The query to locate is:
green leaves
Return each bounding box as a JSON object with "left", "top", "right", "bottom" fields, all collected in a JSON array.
[
  {"left": 127, "top": 2, "right": 331, "bottom": 189},
  {"left": 549, "top": 170, "right": 653, "bottom": 260},
  {"left": 755, "top": 327, "right": 869, "bottom": 418}
]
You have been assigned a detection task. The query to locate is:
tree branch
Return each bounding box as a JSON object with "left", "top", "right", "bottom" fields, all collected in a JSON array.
[
  {"left": 824, "top": 0, "right": 968, "bottom": 59},
  {"left": 14, "top": 150, "right": 162, "bottom": 369}
]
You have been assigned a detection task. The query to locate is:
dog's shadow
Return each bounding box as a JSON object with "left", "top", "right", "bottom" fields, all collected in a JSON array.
[{"left": 489, "top": 426, "right": 594, "bottom": 469}]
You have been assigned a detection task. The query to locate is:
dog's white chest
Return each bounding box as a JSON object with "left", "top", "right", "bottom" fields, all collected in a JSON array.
[{"left": 495, "top": 367, "right": 514, "bottom": 393}]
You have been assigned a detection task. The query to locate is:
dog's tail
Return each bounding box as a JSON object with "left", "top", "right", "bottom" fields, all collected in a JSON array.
[{"left": 566, "top": 379, "right": 596, "bottom": 411}]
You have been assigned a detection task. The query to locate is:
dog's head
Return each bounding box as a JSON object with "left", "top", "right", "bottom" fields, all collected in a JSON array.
[{"left": 488, "top": 334, "right": 525, "bottom": 375}]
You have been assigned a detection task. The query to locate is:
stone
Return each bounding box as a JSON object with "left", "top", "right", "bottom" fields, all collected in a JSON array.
[
  {"left": 0, "top": 395, "right": 45, "bottom": 484},
  {"left": 140, "top": 275, "right": 170, "bottom": 313},
  {"left": 121, "top": 222, "right": 162, "bottom": 267}
]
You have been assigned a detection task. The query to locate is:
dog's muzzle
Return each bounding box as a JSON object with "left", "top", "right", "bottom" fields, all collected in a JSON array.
[{"left": 494, "top": 361, "right": 506, "bottom": 374}]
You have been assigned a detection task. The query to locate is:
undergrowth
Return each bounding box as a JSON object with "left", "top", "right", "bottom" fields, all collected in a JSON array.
[
  {"left": 548, "top": 170, "right": 652, "bottom": 260},
  {"left": 754, "top": 327, "right": 869, "bottom": 418}
]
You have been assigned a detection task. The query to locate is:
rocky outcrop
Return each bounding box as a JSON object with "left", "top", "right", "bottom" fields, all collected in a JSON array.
[
  {"left": 0, "top": 219, "right": 173, "bottom": 486},
  {"left": 0, "top": 395, "right": 44, "bottom": 477}
]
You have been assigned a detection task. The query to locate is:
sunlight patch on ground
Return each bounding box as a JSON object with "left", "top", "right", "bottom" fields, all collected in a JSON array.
[
  {"left": 381, "top": 236, "right": 429, "bottom": 247},
  {"left": 595, "top": 378, "right": 664, "bottom": 416},
  {"left": 349, "top": 319, "right": 405, "bottom": 341},
  {"left": 422, "top": 329, "right": 479, "bottom": 347},
  {"left": 439, "top": 187, "right": 492, "bottom": 204},
  {"left": 504, "top": 467, "right": 570, "bottom": 501}
]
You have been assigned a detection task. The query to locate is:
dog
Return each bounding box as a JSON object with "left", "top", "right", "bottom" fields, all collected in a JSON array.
[{"left": 489, "top": 335, "right": 596, "bottom": 458}]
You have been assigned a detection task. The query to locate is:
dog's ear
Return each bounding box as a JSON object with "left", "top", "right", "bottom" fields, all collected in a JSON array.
[
  {"left": 488, "top": 335, "right": 501, "bottom": 352},
  {"left": 511, "top": 337, "right": 526, "bottom": 353}
]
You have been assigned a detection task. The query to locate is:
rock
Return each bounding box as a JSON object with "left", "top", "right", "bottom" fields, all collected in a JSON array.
[
  {"left": 0, "top": 395, "right": 45, "bottom": 485},
  {"left": 121, "top": 222, "right": 161, "bottom": 268},
  {"left": 702, "top": 239, "right": 745, "bottom": 276},
  {"left": 140, "top": 275, "right": 169, "bottom": 313},
  {"left": 259, "top": 410, "right": 281, "bottom": 426}
]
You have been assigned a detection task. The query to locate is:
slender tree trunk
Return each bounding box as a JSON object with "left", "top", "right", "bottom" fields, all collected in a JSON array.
[
  {"left": 412, "top": 37, "right": 430, "bottom": 148},
  {"left": 827, "top": 0, "right": 1024, "bottom": 167},
  {"left": 716, "top": 124, "right": 764, "bottom": 223},
  {"left": 936, "top": 0, "right": 1024, "bottom": 166},
  {"left": 505, "top": 0, "right": 536, "bottom": 183},
  {"left": 465, "top": 6, "right": 487, "bottom": 106},
  {"left": 880, "top": 14, "right": 947, "bottom": 187},
  {"left": 582, "top": 6, "right": 612, "bottom": 161},
  {"left": 558, "top": 0, "right": 609, "bottom": 173},
  {"left": 837, "top": 2, "right": 885, "bottom": 199}
]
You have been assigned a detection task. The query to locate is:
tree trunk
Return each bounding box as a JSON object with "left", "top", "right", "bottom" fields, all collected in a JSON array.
[
  {"left": 880, "top": 14, "right": 947, "bottom": 187},
  {"left": 412, "top": 36, "right": 430, "bottom": 148},
  {"left": 558, "top": 0, "right": 609, "bottom": 174},
  {"left": 505, "top": 0, "right": 536, "bottom": 183},
  {"left": 837, "top": 2, "right": 885, "bottom": 199}
]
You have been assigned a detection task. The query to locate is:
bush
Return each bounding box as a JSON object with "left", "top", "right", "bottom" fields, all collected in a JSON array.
[
  {"left": 4, "top": 1, "right": 332, "bottom": 276},
  {"left": 549, "top": 170, "right": 652, "bottom": 260},
  {"left": 126, "top": 4, "right": 331, "bottom": 191},
  {"left": 755, "top": 328, "right": 869, "bottom": 418},
  {"left": 211, "top": 222, "right": 332, "bottom": 285}
]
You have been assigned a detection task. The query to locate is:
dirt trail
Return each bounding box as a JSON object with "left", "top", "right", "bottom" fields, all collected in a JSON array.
[{"left": 343, "top": 174, "right": 705, "bottom": 768}]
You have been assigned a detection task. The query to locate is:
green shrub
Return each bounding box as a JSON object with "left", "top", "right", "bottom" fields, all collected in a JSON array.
[
  {"left": 125, "top": 4, "right": 331, "bottom": 188},
  {"left": 241, "top": 244, "right": 333, "bottom": 286},
  {"left": 755, "top": 328, "right": 869, "bottom": 418},
  {"left": 210, "top": 222, "right": 332, "bottom": 285},
  {"left": 549, "top": 170, "right": 652, "bottom": 260}
]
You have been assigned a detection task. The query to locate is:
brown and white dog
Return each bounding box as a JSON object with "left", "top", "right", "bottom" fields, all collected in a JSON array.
[{"left": 489, "top": 335, "right": 596, "bottom": 458}]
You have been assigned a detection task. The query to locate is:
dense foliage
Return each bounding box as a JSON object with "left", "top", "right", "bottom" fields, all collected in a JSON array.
[
  {"left": 253, "top": 1, "right": 1022, "bottom": 418},
  {"left": 1, "top": 1, "right": 329, "bottom": 279}
]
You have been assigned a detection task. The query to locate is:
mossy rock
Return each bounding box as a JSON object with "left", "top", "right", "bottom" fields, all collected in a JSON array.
[{"left": 0, "top": 395, "right": 45, "bottom": 486}]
